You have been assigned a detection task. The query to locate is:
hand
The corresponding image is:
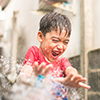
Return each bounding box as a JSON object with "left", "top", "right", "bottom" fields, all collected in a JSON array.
[
  {"left": 33, "top": 62, "right": 53, "bottom": 77},
  {"left": 17, "top": 62, "right": 52, "bottom": 84},
  {"left": 55, "top": 67, "right": 91, "bottom": 89}
]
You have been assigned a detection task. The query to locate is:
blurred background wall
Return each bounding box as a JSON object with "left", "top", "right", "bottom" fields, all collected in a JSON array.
[{"left": 0, "top": 0, "right": 100, "bottom": 100}]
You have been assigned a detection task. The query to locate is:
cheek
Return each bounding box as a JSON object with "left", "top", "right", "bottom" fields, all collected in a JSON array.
[
  {"left": 43, "top": 41, "right": 56, "bottom": 53},
  {"left": 44, "top": 48, "right": 50, "bottom": 54},
  {"left": 63, "top": 45, "right": 68, "bottom": 52}
]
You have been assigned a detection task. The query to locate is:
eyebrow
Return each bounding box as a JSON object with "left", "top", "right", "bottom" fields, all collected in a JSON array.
[
  {"left": 51, "top": 36, "right": 69, "bottom": 42},
  {"left": 51, "top": 36, "right": 60, "bottom": 40}
]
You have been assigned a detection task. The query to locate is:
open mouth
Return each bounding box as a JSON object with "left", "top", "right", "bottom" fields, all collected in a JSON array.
[{"left": 52, "top": 51, "right": 61, "bottom": 58}]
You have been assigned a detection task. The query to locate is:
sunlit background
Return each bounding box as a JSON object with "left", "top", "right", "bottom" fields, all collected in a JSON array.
[{"left": 0, "top": 0, "right": 100, "bottom": 100}]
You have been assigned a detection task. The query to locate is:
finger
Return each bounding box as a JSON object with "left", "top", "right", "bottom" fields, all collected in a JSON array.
[
  {"left": 71, "top": 75, "right": 82, "bottom": 82},
  {"left": 33, "top": 62, "right": 39, "bottom": 76},
  {"left": 60, "top": 73, "right": 74, "bottom": 85},
  {"left": 38, "top": 62, "right": 46, "bottom": 74},
  {"left": 79, "top": 82, "right": 91, "bottom": 89},
  {"left": 43, "top": 64, "right": 53, "bottom": 76},
  {"left": 76, "top": 77, "right": 87, "bottom": 84},
  {"left": 65, "top": 73, "right": 74, "bottom": 82}
]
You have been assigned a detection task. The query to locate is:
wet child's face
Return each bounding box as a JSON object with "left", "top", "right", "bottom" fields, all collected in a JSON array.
[{"left": 38, "top": 29, "right": 70, "bottom": 63}]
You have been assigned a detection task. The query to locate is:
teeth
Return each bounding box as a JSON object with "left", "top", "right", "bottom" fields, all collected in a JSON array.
[{"left": 52, "top": 51, "right": 60, "bottom": 56}]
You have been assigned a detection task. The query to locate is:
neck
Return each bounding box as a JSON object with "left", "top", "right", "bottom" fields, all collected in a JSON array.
[{"left": 39, "top": 46, "right": 44, "bottom": 55}]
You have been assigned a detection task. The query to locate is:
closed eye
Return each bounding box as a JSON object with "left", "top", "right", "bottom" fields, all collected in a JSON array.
[
  {"left": 52, "top": 39, "right": 59, "bottom": 42},
  {"left": 64, "top": 41, "right": 69, "bottom": 44}
]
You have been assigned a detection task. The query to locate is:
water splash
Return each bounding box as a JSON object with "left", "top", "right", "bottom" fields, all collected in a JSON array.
[
  {"left": 0, "top": 56, "right": 12, "bottom": 100},
  {"left": 12, "top": 75, "right": 53, "bottom": 100},
  {"left": 67, "top": 87, "right": 85, "bottom": 100},
  {"left": 0, "top": 56, "right": 85, "bottom": 100}
]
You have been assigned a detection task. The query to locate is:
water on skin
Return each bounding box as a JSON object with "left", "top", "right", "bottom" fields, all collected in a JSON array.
[
  {"left": 0, "top": 56, "right": 85, "bottom": 100},
  {"left": 44, "top": 48, "right": 50, "bottom": 53}
]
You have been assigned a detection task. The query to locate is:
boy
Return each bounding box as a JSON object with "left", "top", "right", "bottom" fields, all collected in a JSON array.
[{"left": 18, "top": 12, "right": 90, "bottom": 99}]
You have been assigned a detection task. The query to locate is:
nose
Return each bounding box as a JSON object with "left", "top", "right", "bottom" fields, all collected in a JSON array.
[{"left": 57, "top": 44, "right": 64, "bottom": 51}]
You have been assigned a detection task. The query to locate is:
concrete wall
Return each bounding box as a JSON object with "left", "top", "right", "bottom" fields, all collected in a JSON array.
[
  {"left": 88, "top": 49, "right": 100, "bottom": 100},
  {"left": 3, "top": 0, "right": 41, "bottom": 60},
  {"left": 94, "top": 0, "right": 100, "bottom": 49}
]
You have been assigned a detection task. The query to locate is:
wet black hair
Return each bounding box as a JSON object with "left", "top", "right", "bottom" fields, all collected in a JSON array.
[{"left": 39, "top": 12, "right": 71, "bottom": 37}]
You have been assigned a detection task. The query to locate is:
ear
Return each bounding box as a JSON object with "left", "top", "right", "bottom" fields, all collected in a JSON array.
[{"left": 37, "top": 31, "right": 44, "bottom": 43}]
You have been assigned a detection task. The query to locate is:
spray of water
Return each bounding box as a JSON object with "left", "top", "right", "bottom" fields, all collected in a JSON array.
[
  {"left": 0, "top": 56, "right": 85, "bottom": 100},
  {"left": 67, "top": 87, "right": 85, "bottom": 100}
]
